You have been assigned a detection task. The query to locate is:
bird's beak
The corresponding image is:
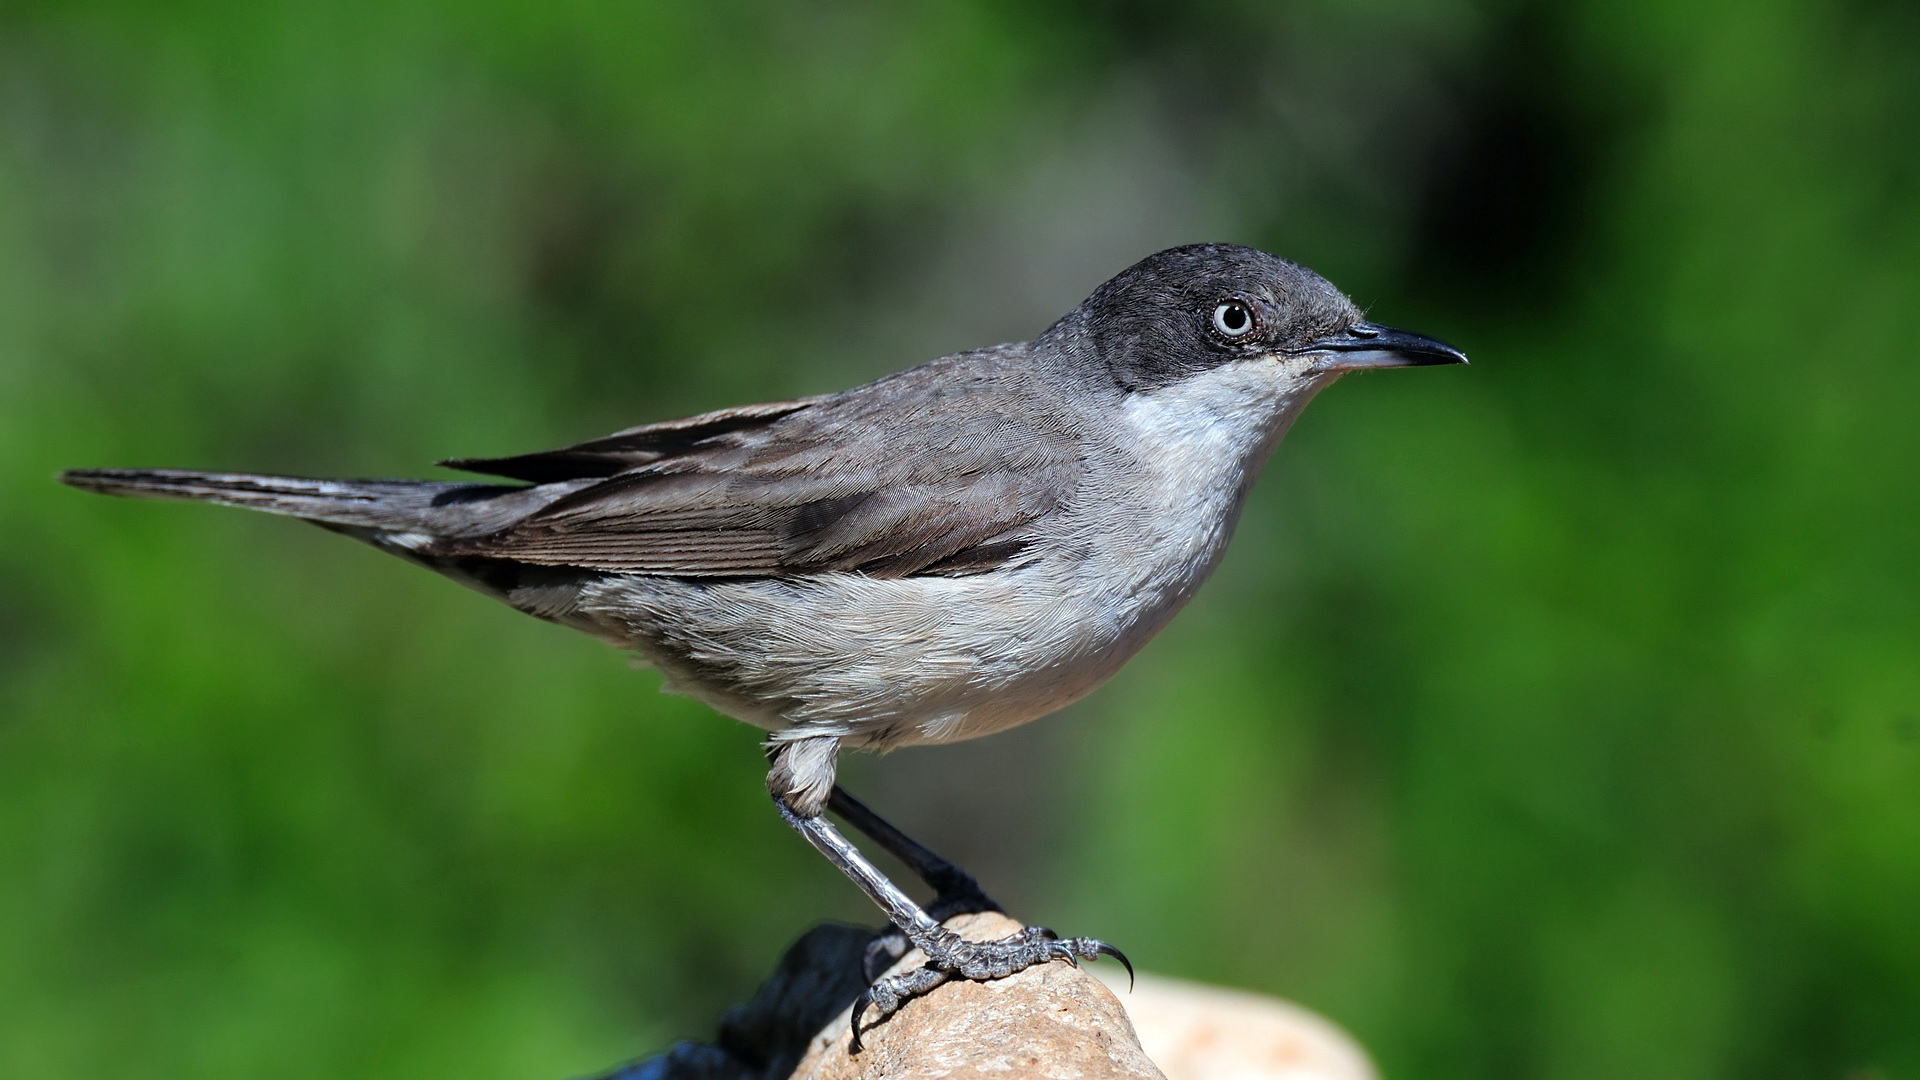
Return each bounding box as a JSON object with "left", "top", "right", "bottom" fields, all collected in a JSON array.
[{"left": 1294, "top": 322, "right": 1470, "bottom": 373}]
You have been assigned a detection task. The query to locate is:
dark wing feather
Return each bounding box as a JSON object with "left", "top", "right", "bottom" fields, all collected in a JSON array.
[
  {"left": 438, "top": 383, "right": 1084, "bottom": 579},
  {"left": 439, "top": 398, "right": 825, "bottom": 483}
]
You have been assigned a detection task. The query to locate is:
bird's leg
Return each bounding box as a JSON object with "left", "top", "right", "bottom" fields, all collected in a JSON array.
[
  {"left": 767, "top": 736, "right": 1129, "bottom": 1052},
  {"left": 827, "top": 786, "right": 996, "bottom": 912},
  {"left": 826, "top": 785, "right": 1000, "bottom": 980}
]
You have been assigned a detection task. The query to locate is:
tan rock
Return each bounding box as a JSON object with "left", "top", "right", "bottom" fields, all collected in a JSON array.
[
  {"left": 790, "top": 911, "right": 1164, "bottom": 1080},
  {"left": 602, "top": 914, "right": 1376, "bottom": 1080},
  {"left": 1095, "top": 971, "right": 1377, "bottom": 1080}
]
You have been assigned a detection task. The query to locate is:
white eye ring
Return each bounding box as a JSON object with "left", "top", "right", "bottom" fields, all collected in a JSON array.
[{"left": 1212, "top": 301, "right": 1256, "bottom": 338}]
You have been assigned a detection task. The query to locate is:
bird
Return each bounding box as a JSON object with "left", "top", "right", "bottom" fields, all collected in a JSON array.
[{"left": 62, "top": 242, "right": 1465, "bottom": 1045}]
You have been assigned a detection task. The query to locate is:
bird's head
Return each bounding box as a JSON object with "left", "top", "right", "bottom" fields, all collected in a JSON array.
[{"left": 1059, "top": 243, "right": 1467, "bottom": 396}]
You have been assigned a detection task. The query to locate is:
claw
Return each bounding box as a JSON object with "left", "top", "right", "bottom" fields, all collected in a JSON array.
[
  {"left": 1093, "top": 941, "right": 1135, "bottom": 990},
  {"left": 848, "top": 989, "right": 873, "bottom": 1054},
  {"left": 1049, "top": 938, "right": 1083, "bottom": 968}
]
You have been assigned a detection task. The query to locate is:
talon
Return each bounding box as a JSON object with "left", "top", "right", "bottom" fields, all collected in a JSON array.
[
  {"left": 849, "top": 989, "right": 873, "bottom": 1054},
  {"left": 1093, "top": 941, "right": 1135, "bottom": 989}
]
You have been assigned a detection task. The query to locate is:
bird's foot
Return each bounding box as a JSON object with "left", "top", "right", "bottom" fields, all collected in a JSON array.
[
  {"left": 860, "top": 882, "right": 1000, "bottom": 983},
  {"left": 849, "top": 925, "right": 1131, "bottom": 1052}
]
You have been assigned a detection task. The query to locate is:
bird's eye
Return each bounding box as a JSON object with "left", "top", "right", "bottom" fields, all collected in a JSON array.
[{"left": 1212, "top": 301, "right": 1256, "bottom": 339}]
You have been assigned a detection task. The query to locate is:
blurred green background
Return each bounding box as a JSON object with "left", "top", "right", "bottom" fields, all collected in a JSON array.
[{"left": 3, "top": 1, "right": 1917, "bottom": 1077}]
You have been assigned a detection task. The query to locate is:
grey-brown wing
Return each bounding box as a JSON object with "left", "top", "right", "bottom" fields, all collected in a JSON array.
[
  {"left": 439, "top": 397, "right": 826, "bottom": 483},
  {"left": 439, "top": 407, "right": 1083, "bottom": 579}
]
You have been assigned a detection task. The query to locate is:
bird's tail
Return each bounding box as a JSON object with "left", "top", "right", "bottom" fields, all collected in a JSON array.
[{"left": 59, "top": 468, "right": 549, "bottom": 539}]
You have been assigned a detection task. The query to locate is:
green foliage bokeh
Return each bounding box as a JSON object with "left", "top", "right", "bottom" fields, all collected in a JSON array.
[{"left": 2, "top": 2, "right": 1916, "bottom": 1078}]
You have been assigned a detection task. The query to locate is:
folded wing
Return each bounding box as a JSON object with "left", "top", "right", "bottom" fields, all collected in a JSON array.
[
  {"left": 438, "top": 385, "right": 1083, "bottom": 579},
  {"left": 439, "top": 398, "right": 825, "bottom": 483}
]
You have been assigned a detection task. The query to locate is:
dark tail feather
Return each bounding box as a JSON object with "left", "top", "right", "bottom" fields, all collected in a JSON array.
[{"left": 59, "top": 468, "right": 559, "bottom": 538}]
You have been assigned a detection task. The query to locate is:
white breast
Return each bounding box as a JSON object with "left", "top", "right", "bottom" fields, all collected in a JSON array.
[{"left": 1104, "top": 359, "right": 1309, "bottom": 596}]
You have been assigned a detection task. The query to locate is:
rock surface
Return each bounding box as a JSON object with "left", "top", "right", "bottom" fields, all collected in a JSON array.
[
  {"left": 598, "top": 913, "right": 1375, "bottom": 1080},
  {"left": 789, "top": 911, "right": 1162, "bottom": 1080},
  {"left": 1098, "top": 971, "right": 1376, "bottom": 1080}
]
